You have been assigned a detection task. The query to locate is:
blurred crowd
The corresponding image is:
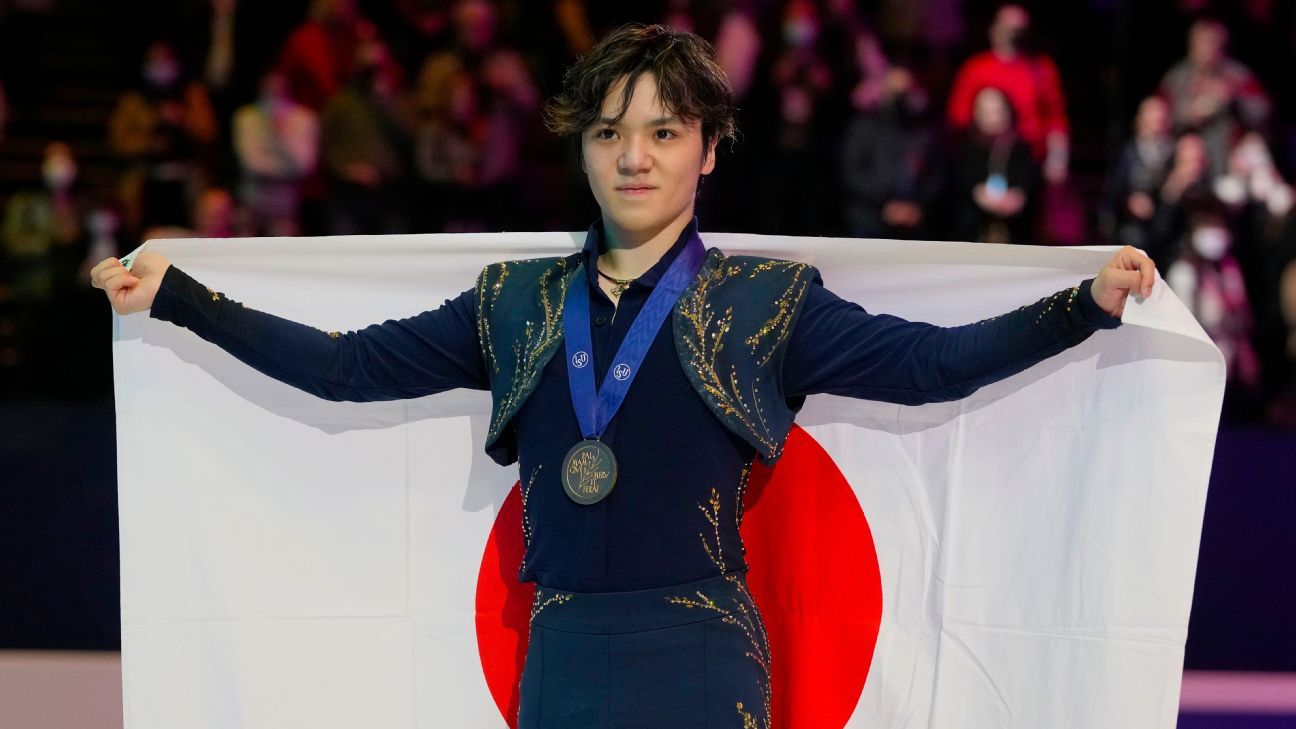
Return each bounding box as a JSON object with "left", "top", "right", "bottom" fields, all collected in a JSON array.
[{"left": 2, "top": 0, "right": 1296, "bottom": 422}]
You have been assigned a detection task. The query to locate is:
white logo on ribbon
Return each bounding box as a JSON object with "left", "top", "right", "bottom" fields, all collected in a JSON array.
[
  {"left": 572, "top": 351, "right": 589, "bottom": 368},
  {"left": 613, "top": 363, "right": 632, "bottom": 381}
]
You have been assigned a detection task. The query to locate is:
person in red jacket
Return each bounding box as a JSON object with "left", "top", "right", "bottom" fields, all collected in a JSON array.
[
  {"left": 277, "top": 0, "right": 404, "bottom": 111},
  {"left": 947, "top": 4, "right": 1069, "bottom": 185}
]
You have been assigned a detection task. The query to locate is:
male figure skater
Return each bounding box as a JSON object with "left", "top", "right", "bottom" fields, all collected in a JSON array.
[{"left": 93, "top": 24, "right": 1155, "bottom": 729}]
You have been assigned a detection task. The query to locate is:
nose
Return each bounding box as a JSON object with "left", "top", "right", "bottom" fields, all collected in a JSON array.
[{"left": 617, "top": 134, "right": 652, "bottom": 176}]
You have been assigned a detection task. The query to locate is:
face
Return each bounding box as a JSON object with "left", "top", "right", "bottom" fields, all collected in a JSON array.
[
  {"left": 990, "top": 5, "right": 1030, "bottom": 48},
  {"left": 1135, "top": 97, "right": 1169, "bottom": 137},
  {"left": 42, "top": 142, "right": 77, "bottom": 191},
  {"left": 582, "top": 73, "right": 716, "bottom": 242},
  {"left": 197, "top": 189, "right": 235, "bottom": 235},
  {"left": 1188, "top": 22, "right": 1226, "bottom": 66},
  {"left": 972, "top": 87, "right": 1012, "bottom": 135},
  {"left": 143, "top": 42, "right": 181, "bottom": 89}
]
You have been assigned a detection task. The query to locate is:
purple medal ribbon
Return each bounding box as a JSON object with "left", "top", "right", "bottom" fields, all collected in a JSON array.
[{"left": 563, "top": 228, "right": 706, "bottom": 440}]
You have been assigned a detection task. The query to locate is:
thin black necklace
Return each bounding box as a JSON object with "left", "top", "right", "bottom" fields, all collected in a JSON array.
[{"left": 597, "top": 268, "right": 635, "bottom": 297}]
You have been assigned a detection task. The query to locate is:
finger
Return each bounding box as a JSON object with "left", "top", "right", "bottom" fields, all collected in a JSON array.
[
  {"left": 1115, "top": 247, "right": 1156, "bottom": 298},
  {"left": 89, "top": 258, "right": 124, "bottom": 289},
  {"left": 99, "top": 267, "right": 139, "bottom": 292},
  {"left": 1117, "top": 246, "right": 1155, "bottom": 294},
  {"left": 1136, "top": 253, "right": 1156, "bottom": 297},
  {"left": 1106, "top": 268, "right": 1142, "bottom": 293},
  {"left": 1116, "top": 245, "right": 1143, "bottom": 270},
  {"left": 89, "top": 257, "right": 119, "bottom": 277}
]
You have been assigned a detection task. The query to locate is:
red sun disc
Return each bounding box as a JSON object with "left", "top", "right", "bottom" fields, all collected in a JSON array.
[{"left": 475, "top": 424, "right": 883, "bottom": 727}]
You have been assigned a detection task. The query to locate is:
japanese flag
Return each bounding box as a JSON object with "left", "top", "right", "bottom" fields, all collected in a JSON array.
[{"left": 115, "top": 232, "right": 1221, "bottom": 728}]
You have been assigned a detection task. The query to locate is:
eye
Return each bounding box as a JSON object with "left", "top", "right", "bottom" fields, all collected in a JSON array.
[
  {"left": 654, "top": 128, "right": 678, "bottom": 140},
  {"left": 593, "top": 128, "right": 616, "bottom": 140}
]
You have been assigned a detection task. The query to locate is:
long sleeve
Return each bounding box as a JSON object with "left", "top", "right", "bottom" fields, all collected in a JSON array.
[
  {"left": 1034, "top": 56, "right": 1069, "bottom": 137},
  {"left": 783, "top": 278, "right": 1120, "bottom": 404},
  {"left": 945, "top": 56, "right": 981, "bottom": 131},
  {"left": 149, "top": 265, "right": 488, "bottom": 401}
]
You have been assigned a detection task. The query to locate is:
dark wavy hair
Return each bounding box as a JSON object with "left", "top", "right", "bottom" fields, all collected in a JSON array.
[{"left": 543, "top": 24, "right": 737, "bottom": 152}]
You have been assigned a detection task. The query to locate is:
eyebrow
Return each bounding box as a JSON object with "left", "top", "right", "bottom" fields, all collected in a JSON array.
[{"left": 595, "top": 115, "right": 685, "bottom": 127}]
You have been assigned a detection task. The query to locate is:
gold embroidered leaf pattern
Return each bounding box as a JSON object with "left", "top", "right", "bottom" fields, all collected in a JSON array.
[
  {"left": 744, "top": 261, "right": 811, "bottom": 366},
  {"left": 529, "top": 589, "right": 572, "bottom": 623},
  {"left": 666, "top": 482, "right": 773, "bottom": 729},
  {"left": 518, "top": 465, "right": 542, "bottom": 575},
  {"left": 484, "top": 258, "right": 576, "bottom": 442},
  {"left": 676, "top": 256, "right": 784, "bottom": 459}
]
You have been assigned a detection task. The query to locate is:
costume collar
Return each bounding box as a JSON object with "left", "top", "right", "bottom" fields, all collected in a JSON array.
[{"left": 581, "top": 217, "right": 701, "bottom": 294}]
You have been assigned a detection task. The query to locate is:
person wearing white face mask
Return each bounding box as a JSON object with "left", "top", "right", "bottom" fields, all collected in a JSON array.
[
  {"left": 3, "top": 142, "right": 87, "bottom": 303},
  {"left": 108, "top": 41, "right": 219, "bottom": 240}
]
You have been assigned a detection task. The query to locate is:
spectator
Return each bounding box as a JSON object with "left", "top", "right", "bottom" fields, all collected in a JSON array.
[
  {"left": 1214, "top": 133, "right": 1295, "bottom": 401},
  {"left": 845, "top": 26, "right": 892, "bottom": 117},
  {"left": 1158, "top": 17, "right": 1271, "bottom": 180},
  {"left": 1164, "top": 207, "right": 1261, "bottom": 386},
  {"left": 108, "top": 40, "right": 219, "bottom": 237},
  {"left": 755, "top": 0, "right": 838, "bottom": 235},
  {"left": 947, "top": 4, "right": 1069, "bottom": 184},
  {"left": 457, "top": 0, "right": 540, "bottom": 197},
  {"left": 1212, "top": 132, "right": 1292, "bottom": 219},
  {"left": 711, "top": 1, "right": 761, "bottom": 102},
  {"left": 320, "top": 32, "right": 410, "bottom": 235},
  {"left": 232, "top": 70, "right": 320, "bottom": 236},
  {"left": 277, "top": 0, "right": 401, "bottom": 111},
  {"left": 1105, "top": 96, "right": 1176, "bottom": 250},
  {"left": 1150, "top": 133, "right": 1216, "bottom": 268},
  {"left": 2, "top": 142, "right": 87, "bottom": 303},
  {"left": 194, "top": 188, "right": 239, "bottom": 238},
  {"left": 841, "top": 67, "right": 941, "bottom": 239},
  {"left": 1147, "top": 131, "right": 1261, "bottom": 384},
  {"left": 405, "top": 53, "right": 478, "bottom": 232},
  {"left": 951, "top": 86, "right": 1039, "bottom": 244},
  {"left": 402, "top": 0, "right": 540, "bottom": 231}
]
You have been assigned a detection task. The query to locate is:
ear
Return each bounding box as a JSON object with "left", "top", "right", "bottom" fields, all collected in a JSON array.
[{"left": 701, "top": 137, "right": 718, "bottom": 175}]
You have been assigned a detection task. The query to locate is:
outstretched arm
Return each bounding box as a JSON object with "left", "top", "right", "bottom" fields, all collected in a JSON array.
[
  {"left": 91, "top": 252, "right": 488, "bottom": 402},
  {"left": 784, "top": 246, "right": 1154, "bottom": 403}
]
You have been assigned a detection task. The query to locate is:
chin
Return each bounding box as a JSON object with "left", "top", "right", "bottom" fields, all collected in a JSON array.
[
  {"left": 604, "top": 209, "right": 661, "bottom": 233},
  {"left": 608, "top": 204, "right": 690, "bottom": 234}
]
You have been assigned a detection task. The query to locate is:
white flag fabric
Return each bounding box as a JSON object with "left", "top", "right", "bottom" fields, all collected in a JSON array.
[{"left": 115, "top": 233, "right": 1222, "bottom": 729}]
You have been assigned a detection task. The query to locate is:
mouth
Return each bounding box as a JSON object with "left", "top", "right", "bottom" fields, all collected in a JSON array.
[{"left": 615, "top": 185, "right": 656, "bottom": 195}]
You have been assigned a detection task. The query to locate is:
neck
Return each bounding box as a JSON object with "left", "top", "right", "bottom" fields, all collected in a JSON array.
[
  {"left": 598, "top": 208, "right": 694, "bottom": 279},
  {"left": 992, "top": 46, "right": 1018, "bottom": 61}
]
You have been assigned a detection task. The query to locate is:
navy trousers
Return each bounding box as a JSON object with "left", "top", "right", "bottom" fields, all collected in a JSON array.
[{"left": 518, "top": 573, "right": 771, "bottom": 729}]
